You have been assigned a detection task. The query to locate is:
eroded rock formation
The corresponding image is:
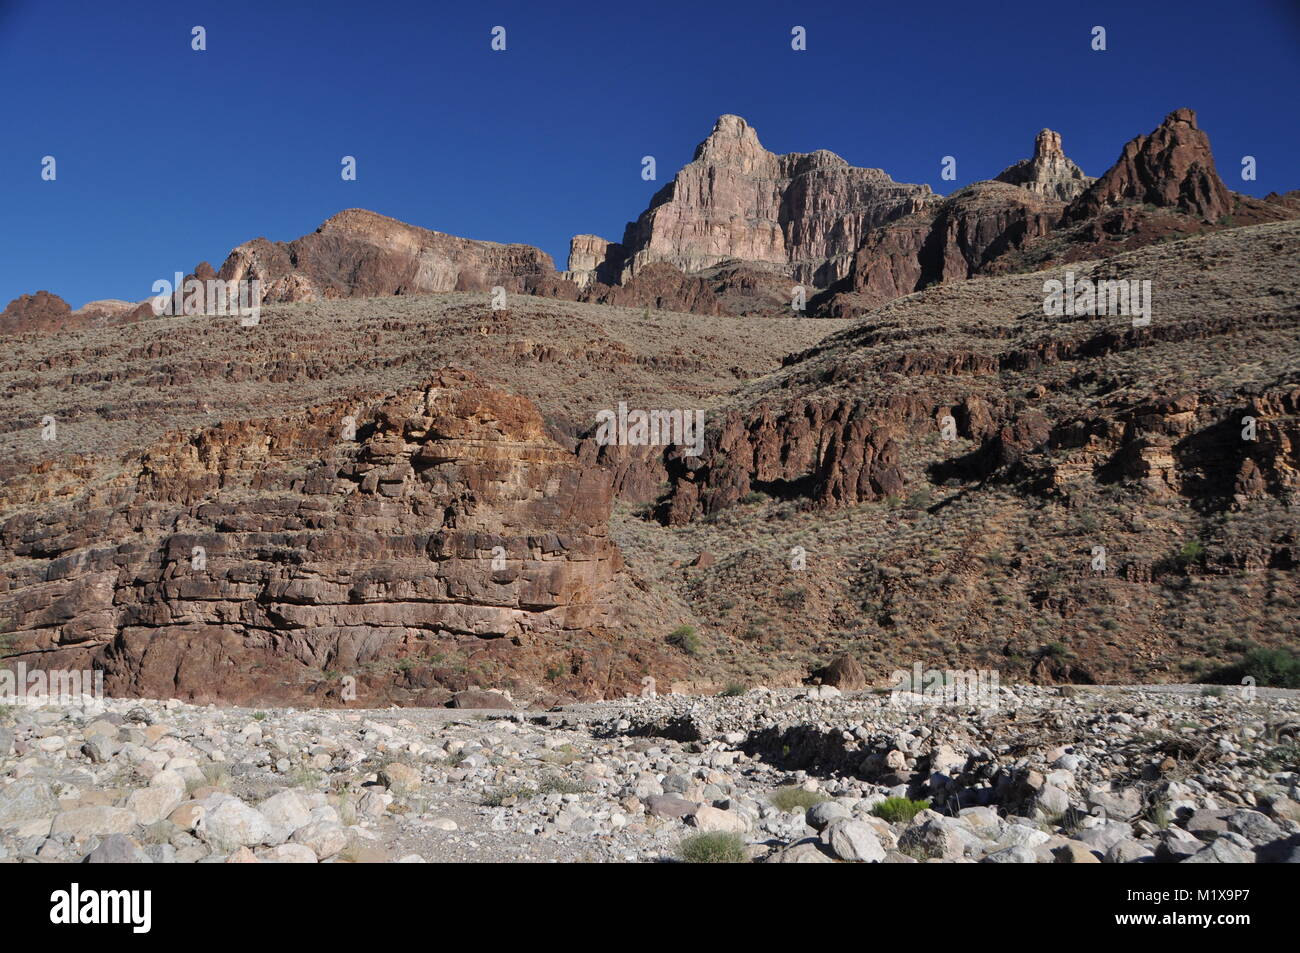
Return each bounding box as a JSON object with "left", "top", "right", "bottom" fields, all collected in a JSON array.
[
  {"left": 217, "top": 209, "right": 558, "bottom": 304},
  {"left": 0, "top": 292, "right": 151, "bottom": 335},
  {"left": 820, "top": 182, "right": 1062, "bottom": 315},
  {"left": 0, "top": 369, "right": 657, "bottom": 705},
  {"left": 575, "top": 115, "right": 935, "bottom": 291},
  {"left": 996, "top": 129, "right": 1095, "bottom": 202},
  {"left": 1065, "top": 108, "right": 1231, "bottom": 223}
]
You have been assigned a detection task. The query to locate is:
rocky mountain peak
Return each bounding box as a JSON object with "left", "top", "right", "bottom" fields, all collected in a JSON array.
[
  {"left": 1034, "top": 128, "right": 1065, "bottom": 160},
  {"left": 573, "top": 115, "right": 934, "bottom": 289},
  {"left": 691, "top": 113, "right": 772, "bottom": 171},
  {"left": 317, "top": 207, "right": 406, "bottom": 235},
  {"left": 1065, "top": 107, "right": 1231, "bottom": 222},
  {"left": 995, "top": 128, "right": 1094, "bottom": 202}
]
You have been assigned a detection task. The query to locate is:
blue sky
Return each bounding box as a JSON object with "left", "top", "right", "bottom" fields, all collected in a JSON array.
[{"left": 2, "top": 0, "right": 1297, "bottom": 307}]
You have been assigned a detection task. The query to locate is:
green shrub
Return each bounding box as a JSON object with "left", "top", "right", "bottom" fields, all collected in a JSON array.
[
  {"left": 718, "top": 681, "right": 748, "bottom": 697},
  {"left": 1207, "top": 647, "right": 1300, "bottom": 689},
  {"left": 536, "top": 775, "right": 588, "bottom": 796},
  {"left": 678, "top": 832, "right": 748, "bottom": 864},
  {"left": 871, "top": 796, "right": 931, "bottom": 824},
  {"left": 777, "top": 587, "right": 807, "bottom": 609},
  {"left": 667, "top": 625, "right": 701, "bottom": 656},
  {"left": 769, "top": 786, "right": 829, "bottom": 812},
  {"left": 1176, "top": 539, "right": 1207, "bottom": 567},
  {"left": 481, "top": 782, "right": 538, "bottom": 806}
]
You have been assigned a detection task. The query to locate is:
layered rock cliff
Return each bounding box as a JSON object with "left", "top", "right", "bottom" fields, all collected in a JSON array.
[
  {"left": 573, "top": 115, "right": 935, "bottom": 291},
  {"left": 0, "top": 369, "right": 676, "bottom": 705}
]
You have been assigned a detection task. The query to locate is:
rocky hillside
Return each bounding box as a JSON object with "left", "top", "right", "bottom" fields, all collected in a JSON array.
[
  {"left": 1, "top": 108, "right": 1296, "bottom": 707},
  {"left": 2, "top": 220, "right": 1296, "bottom": 703},
  {"left": 0, "top": 294, "right": 841, "bottom": 705},
  {"left": 597, "top": 222, "right": 1299, "bottom": 690}
]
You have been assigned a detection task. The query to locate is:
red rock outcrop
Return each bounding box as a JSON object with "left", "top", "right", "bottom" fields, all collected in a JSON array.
[
  {"left": 217, "top": 209, "right": 558, "bottom": 304},
  {"left": 820, "top": 182, "right": 1062, "bottom": 315},
  {"left": 0, "top": 291, "right": 75, "bottom": 334},
  {"left": 653, "top": 399, "right": 906, "bottom": 524},
  {"left": 1065, "top": 108, "right": 1232, "bottom": 223},
  {"left": 0, "top": 369, "right": 657, "bottom": 706},
  {"left": 0, "top": 291, "right": 151, "bottom": 335},
  {"left": 582, "top": 262, "right": 723, "bottom": 315}
]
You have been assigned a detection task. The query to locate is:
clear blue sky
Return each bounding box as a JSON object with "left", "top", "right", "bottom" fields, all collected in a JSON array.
[{"left": 2, "top": 0, "right": 1297, "bottom": 307}]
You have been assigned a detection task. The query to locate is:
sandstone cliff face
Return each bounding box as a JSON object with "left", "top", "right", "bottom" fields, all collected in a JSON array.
[
  {"left": 565, "top": 235, "right": 624, "bottom": 288},
  {"left": 218, "top": 209, "right": 557, "bottom": 304},
  {"left": 585, "top": 115, "right": 935, "bottom": 291},
  {"left": 0, "top": 370, "right": 645, "bottom": 705},
  {"left": 995, "top": 129, "right": 1094, "bottom": 202},
  {"left": 1065, "top": 109, "right": 1231, "bottom": 223}
]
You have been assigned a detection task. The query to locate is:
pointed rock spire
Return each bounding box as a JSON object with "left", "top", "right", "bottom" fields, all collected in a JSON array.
[
  {"left": 995, "top": 129, "right": 1094, "bottom": 202},
  {"left": 1065, "top": 108, "right": 1231, "bottom": 222}
]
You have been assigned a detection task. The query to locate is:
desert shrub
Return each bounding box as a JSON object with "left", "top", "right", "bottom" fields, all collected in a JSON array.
[
  {"left": 666, "top": 625, "right": 701, "bottom": 656},
  {"left": 718, "top": 682, "right": 747, "bottom": 697},
  {"left": 871, "top": 796, "right": 931, "bottom": 824},
  {"left": 776, "top": 587, "right": 807, "bottom": 608},
  {"left": 769, "top": 786, "right": 829, "bottom": 812},
  {"left": 678, "top": 832, "right": 748, "bottom": 864},
  {"left": 481, "top": 782, "right": 537, "bottom": 806},
  {"left": 1176, "top": 539, "right": 1207, "bottom": 567},
  {"left": 536, "top": 775, "right": 588, "bottom": 796},
  {"left": 1206, "top": 647, "right": 1300, "bottom": 689}
]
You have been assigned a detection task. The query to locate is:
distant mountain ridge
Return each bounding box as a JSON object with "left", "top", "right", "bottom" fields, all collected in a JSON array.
[{"left": 5, "top": 108, "right": 1298, "bottom": 332}]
